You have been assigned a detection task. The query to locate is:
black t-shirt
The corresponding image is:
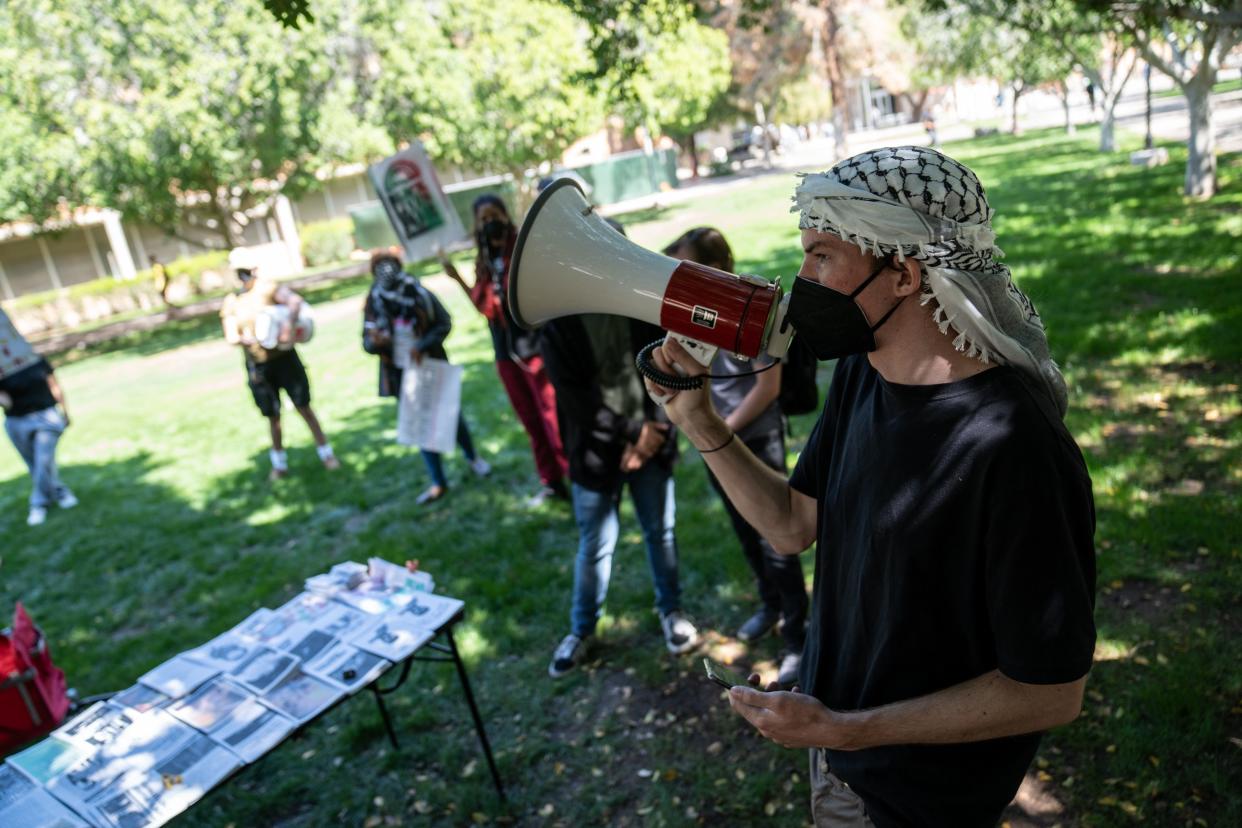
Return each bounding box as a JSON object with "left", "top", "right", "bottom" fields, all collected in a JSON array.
[
  {"left": 789, "top": 355, "right": 1096, "bottom": 828},
  {"left": 0, "top": 359, "right": 56, "bottom": 417}
]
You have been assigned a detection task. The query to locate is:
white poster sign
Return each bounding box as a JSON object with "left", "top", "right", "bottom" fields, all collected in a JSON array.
[
  {"left": 367, "top": 142, "right": 468, "bottom": 263},
  {"left": 397, "top": 358, "right": 462, "bottom": 454},
  {"left": 0, "top": 308, "right": 37, "bottom": 380}
]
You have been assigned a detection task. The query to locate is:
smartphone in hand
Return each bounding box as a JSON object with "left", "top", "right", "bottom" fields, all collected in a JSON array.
[{"left": 703, "top": 657, "right": 760, "bottom": 691}]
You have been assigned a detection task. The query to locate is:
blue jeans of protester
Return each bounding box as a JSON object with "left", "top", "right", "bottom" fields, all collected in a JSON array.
[
  {"left": 4, "top": 407, "right": 71, "bottom": 509},
  {"left": 419, "top": 414, "right": 477, "bottom": 489},
  {"left": 570, "top": 462, "right": 681, "bottom": 638}
]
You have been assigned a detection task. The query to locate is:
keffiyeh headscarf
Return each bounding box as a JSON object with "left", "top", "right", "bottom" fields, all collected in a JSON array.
[{"left": 794, "top": 146, "right": 1068, "bottom": 417}]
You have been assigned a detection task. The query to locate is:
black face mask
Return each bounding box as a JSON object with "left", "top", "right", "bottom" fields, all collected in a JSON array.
[
  {"left": 373, "top": 258, "right": 402, "bottom": 289},
  {"left": 480, "top": 219, "right": 508, "bottom": 246},
  {"left": 785, "top": 256, "right": 905, "bottom": 361},
  {"left": 236, "top": 269, "right": 255, "bottom": 284}
]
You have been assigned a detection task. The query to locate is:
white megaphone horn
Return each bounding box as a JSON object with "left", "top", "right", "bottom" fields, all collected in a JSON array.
[{"left": 508, "top": 179, "right": 794, "bottom": 391}]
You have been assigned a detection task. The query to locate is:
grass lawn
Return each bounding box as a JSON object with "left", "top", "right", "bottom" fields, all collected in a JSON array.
[{"left": 2, "top": 127, "right": 1239, "bottom": 827}]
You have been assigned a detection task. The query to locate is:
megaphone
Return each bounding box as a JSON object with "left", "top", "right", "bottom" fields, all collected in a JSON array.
[{"left": 508, "top": 179, "right": 794, "bottom": 389}]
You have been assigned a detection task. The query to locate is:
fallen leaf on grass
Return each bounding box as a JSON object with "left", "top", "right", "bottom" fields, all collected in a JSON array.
[
  {"left": 1228, "top": 737, "right": 1242, "bottom": 749},
  {"left": 471, "top": 812, "right": 488, "bottom": 824},
  {"left": 413, "top": 801, "right": 431, "bottom": 814},
  {"left": 538, "top": 804, "right": 554, "bottom": 817},
  {"left": 553, "top": 762, "right": 565, "bottom": 776},
  {"left": 706, "top": 741, "right": 723, "bottom": 755},
  {"left": 461, "top": 759, "right": 477, "bottom": 778}
]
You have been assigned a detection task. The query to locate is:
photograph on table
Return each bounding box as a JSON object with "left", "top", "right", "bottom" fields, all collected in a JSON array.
[
  {"left": 348, "top": 615, "right": 435, "bottom": 662},
  {"left": 109, "top": 685, "right": 171, "bottom": 715},
  {"left": 137, "top": 657, "right": 219, "bottom": 700},
  {"left": 228, "top": 647, "right": 298, "bottom": 695},
  {"left": 304, "top": 640, "right": 391, "bottom": 693},
  {"left": 0, "top": 766, "right": 88, "bottom": 828},
  {"left": 5, "top": 736, "right": 91, "bottom": 786},
  {"left": 399, "top": 592, "right": 464, "bottom": 632},
  {"left": 53, "top": 703, "right": 136, "bottom": 750},
  {"left": 209, "top": 699, "right": 297, "bottom": 764},
  {"left": 167, "top": 679, "right": 253, "bottom": 733},
  {"left": 259, "top": 669, "right": 343, "bottom": 724}
]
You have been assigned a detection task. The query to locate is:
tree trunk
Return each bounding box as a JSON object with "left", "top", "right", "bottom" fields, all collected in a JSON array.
[
  {"left": 214, "top": 189, "right": 242, "bottom": 250},
  {"left": 1183, "top": 77, "right": 1216, "bottom": 199},
  {"left": 685, "top": 133, "right": 700, "bottom": 179},
  {"left": 1058, "top": 83, "right": 1075, "bottom": 135},
  {"left": 1011, "top": 84, "right": 1023, "bottom": 136},
  {"left": 824, "top": 2, "right": 849, "bottom": 162},
  {"left": 1099, "top": 102, "right": 1117, "bottom": 152}
]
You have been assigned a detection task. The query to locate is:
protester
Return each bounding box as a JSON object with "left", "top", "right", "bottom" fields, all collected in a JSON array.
[
  {"left": 647, "top": 146, "right": 1095, "bottom": 826},
  {"left": 362, "top": 248, "right": 490, "bottom": 505},
  {"left": 0, "top": 311, "right": 77, "bottom": 527},
  {"left": 219, "top": 248, "right": 339, "bottom": 481},
  {"left": 539, "top": 307, "right": 699, "bottom": 677},
  {"left": 438, "top": 194, "right": 568, "bottom": 507},
  {"left": 662, "top": 227, "right": 807, "bottom": 688}
]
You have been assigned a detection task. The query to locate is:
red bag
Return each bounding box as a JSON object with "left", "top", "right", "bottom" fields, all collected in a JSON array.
[{"left": 0, "top": 602, "right": 70, "bottom": 756}]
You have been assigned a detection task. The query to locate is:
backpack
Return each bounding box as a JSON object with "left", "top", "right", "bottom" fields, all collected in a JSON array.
[
  {"left": 778, "top": 335, "right": 820, "bottom": 417},
  {"left": 1, "top": 603, "right": 70, "bottom": 756}
]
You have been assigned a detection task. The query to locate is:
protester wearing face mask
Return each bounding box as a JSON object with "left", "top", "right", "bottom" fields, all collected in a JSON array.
[
  {"left": 646, "top": 147, "right": 1096, "bottom": 827},
  {"left": 439, "top": 194, "right": 569, "bottom": 507},
  {"left": 220, "top": 248, "right": 338, "bottom": 481},
  {"left": 364, "top": 248, "right": 490, "bottom": 505}
]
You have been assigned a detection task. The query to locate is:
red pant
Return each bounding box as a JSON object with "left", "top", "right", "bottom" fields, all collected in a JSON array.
[{"left": 495, "top": 356, "right": 567, "bottom": 486}]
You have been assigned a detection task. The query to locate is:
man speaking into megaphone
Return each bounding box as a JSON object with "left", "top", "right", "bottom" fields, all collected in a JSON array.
[
  {"left": 550, "top": 148, "right": 1097, "bottom": 827},
  {"left": 645, "top": 148, "right": 1092, "bottom": 828}
]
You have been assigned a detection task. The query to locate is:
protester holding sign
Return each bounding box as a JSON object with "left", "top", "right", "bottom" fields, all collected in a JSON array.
[
  {"left": 363, "top": 248, "right": 490, "bottom": 505},
  {"left": 220, "top": 249, "right": 339, "bottom": 481},
  {"left": 662, "top": 228, "right": 807, "bottom": 688},
  {"left": 439, "top": 194, "right": 569, "bottom": 508},
  {"left": 0, "top": 310, "right": 77, "bottom": 527}
]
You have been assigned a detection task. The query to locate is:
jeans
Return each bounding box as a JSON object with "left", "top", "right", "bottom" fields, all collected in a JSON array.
[
  {"left": 4, "top": 407, "right": 71, "bottom": 509},
  {"left": 706, "top": 427, "right": 808, "bottom": 651},
  {"left": 419, "top": 414, "right": 477, "bottom": 489},
  {"left": 570, "top": 462, "right": 681, "bottom": 637}
]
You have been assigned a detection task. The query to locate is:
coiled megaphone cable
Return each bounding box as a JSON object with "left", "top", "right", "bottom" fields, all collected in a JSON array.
[{"left": 635, "top": 339, "right": 780, "bottom": 391}]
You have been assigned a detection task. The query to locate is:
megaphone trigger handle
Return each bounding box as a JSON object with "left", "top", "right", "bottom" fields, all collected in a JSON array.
[{"left": 635, "top": 340, "right": 706, "bottom": 393}]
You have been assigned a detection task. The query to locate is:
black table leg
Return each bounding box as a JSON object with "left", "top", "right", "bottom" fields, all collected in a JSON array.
[
  {"left": 445, "top": 626, "right": 506, "bottom": 802},
  {"left": 370, "top": 683, "right": 400, "bottom": 750}
]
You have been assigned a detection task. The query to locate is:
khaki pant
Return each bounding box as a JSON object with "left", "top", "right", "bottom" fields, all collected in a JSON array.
[{"left": 810, "top": 749, "right": 875, "bottom": 828}]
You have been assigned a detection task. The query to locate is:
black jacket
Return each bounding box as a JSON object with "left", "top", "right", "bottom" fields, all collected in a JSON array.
[
  {"left": 539, "top": 315, "right": 677, "bottom": 491},
  {"left": 362, "top": 278, "right": 452, "bottom": 398}
]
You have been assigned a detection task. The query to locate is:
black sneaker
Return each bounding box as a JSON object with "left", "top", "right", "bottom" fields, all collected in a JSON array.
[
  {"left": 736, "top": 607, "right": 780, "bottom": 642},
  {"left": 548, "top": 633, "right": 589, "bottom": 678}
]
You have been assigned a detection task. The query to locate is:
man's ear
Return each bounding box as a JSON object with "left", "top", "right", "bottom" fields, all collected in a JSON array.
[{"left": 893, "top": 258, "right": 922, "bottom": 297}]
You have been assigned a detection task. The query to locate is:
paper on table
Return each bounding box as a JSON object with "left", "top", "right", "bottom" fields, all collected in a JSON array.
[
  {"left": 209, "top": 699, "right": 296, "bottom": 764},
  {"left": 137, "top": 657, "right": 219, "bottom": 700},
  {"left": 5, "top": 736, "right": 91, "bottom": 786},
  {"left": 53, "top": 703, "right": 137, "bottom": 749},
  {"left": 228, "top": 647, "right": 298, "bottom": 695},
  {"left": 259, "top": 669, "right": 343, "bottom": 724},
  {"left": 111, "top": 684, "right": 171, "bottom": 715},
  {"left": 303, "top": 641, "right": 390, "bottom": 694},
  {"left": 348, "top": 615, "right": 435, "bottom": 662},
  {"left": 89, "top": 732, "right": 240, "bottom": 828},
  {"left": 0, "top": 782, "right": 89, "bottom": 828},
  {"left": 396, "top": 357, "right": 462, "bottom": 453},
  {"left": 399, "top": 592, "right": 464, "bottom": 633},
  {"left": 167, "top": 679, "right": 252, "bottom": 733}
]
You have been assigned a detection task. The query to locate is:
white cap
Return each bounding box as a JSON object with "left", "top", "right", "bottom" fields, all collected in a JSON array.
[{"left": 228, "top": 247, "right": 260, "bottom": 271}]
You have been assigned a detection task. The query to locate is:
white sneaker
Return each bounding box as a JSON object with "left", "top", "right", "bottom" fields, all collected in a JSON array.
[
  {"left": 660, "top": 611, "right": 699, "bottom": 655},
  {"left": 57, "top": 491, "right": 78, "bottom": 509},
  {"left": 548, "top": 633, "right": 589, "bottom": 678},
  {"left": 27, "top": 507, "right": 47, "bottom": 527},
  {"left": 469, "top": 457, "right": 492, "bottom": 477}
]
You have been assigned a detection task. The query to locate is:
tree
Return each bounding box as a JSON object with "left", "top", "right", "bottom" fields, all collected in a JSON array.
[
  {"left": 622, "top": 19, "right": 732, "bottom": 177},
  {"left": 0, "top": 0, "right": 381, "bottom": 246},
  {"left": 1083, "top": 0, "right": 1240, "bottom": 198}
]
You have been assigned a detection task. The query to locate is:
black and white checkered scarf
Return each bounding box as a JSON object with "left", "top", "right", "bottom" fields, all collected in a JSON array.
[{"left": 794, "top": 146, "right": 1068, "bottom": 417}]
